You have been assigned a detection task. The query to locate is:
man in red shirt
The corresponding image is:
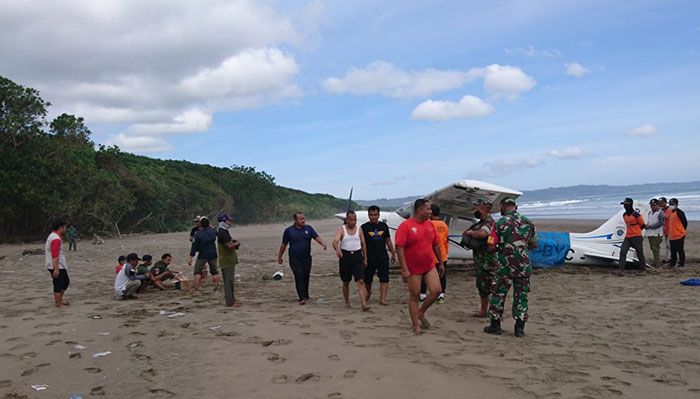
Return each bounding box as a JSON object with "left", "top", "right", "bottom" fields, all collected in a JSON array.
[
  {"left": 45, "top": 219, "right": 70, "bottom": 307},
  {"left": 617, "top": 198, "right": 647, "bottom": 275},
  {"left": 395, "top": 199, "right": 445, "bottom": 335}
]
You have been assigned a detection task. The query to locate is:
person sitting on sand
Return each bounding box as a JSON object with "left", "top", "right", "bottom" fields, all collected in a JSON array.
[
  {"left": 395, "top": 199, "right": 445, "bottom": 335},
  {"left": 150, "top": 253, "right": 179, "bottom": 288},
  {"left": 332, "top": 210, "right": 370, "bottom": 311},
  {"left": 45, "top": 219, "right": 70, "bottom": 307},
  {"left": 136, "top": 254, "right": 167, "bottom": 291},
  {"left": 114, "top": 253, "right": 146, "bottom": 300}
]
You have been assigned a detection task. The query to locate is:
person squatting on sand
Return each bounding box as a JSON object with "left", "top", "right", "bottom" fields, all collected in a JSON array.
[
  {"left": 360, "top": 205, "right": 396, "bottom": 306},
  {"left": 114, "top": 253, "right": 145, "bottom": 300},
  {"left": 617, "top": 198, "right": 647, "bottom": 275},
  {"left": 188, "top": 216, "right": 221, "bottom": 292},
  {"left": 667, "top": 198, "right": 688, "bottom": 268},
  {"left": 484, "top": 197, "right": 537, "bottom": 337},
  {"left": 149, "top": 253, "right": 180, "bottom": 288},
  {"left": 395, "top": 199, "right": 445, "bottom": 335},
  {"left": 645, "top": 199, "right": 665, "bottom": 268},
  {"left": 463, "top": 199, "right": 497, "bottom": 318},
  {"left": 217, "top": 213, "right": 241, "bottom": 307},
  {"left": 332, "top": 210, "right": 370, "bottom": 311},
  {"left": 420, "top": 204, "right": 449, "bottom": 304},
  {"left": 278, "top": 212, "right": 328, "bottom": 305},
  {"left": 45, "top": 219, "right": 70, "bottom": 307}
]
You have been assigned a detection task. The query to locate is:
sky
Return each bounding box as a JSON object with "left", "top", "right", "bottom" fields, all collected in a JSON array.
[{"left": 1, "top": 0, "right": 699, "bottom": 199}]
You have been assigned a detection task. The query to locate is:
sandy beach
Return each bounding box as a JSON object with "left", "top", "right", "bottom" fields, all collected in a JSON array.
[{"left": 0, "top": 218, "right": 698, "bottom": 399}]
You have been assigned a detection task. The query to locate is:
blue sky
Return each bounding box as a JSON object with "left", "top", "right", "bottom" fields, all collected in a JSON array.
[{"left": 1, "top": 0, "right": 698, "bottom": 199}]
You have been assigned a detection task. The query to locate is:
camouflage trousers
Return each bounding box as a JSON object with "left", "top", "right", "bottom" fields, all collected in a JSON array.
[
  {"left": 474, "top": 251, "right": 496, "bottom": 299},
  {"left": 488, "top": 264, "right": 530, "bottom": 321}
]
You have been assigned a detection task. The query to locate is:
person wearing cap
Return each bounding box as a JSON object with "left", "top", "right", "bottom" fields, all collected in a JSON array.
[
  {"left": 217, "top": 213, "right": 241, "bottom": 307},
  {"left": 617, "top": 198, "right": 647, "bottom": 275},
  {"left": 114, "top": 253, "right": 145, "bottom": 299},
  {"left": 484, "top": 197, "right": 536, "bottom": 338},
  {"left": 278, "top": 212, "right": 328, "bottom": 305},
  {"left": 667, "top": 198, "right": 688, "bottom": 268},
  {"left": 188, "top": 216, "right": 221, "bottom": 292},
  {"left": 420, "top": 204, "right": 449, "bottom": 304},
  {"left": 395, "top": 199, "right": 445, "bottom": 335},
  {"left": 658, "top": 197, "right": 672, "bottom": 264},
  {"left": 190, "top": 216, "right": 202, "bottom": 243},
  {"left": 45, "top": 219, "right": 70, "bottom": 307},
  {"left": 462, "top": 199, "right": 497, "bottom": 318},
  {"left": 644, "top": 199, "right": 665, "bottom": 268}
]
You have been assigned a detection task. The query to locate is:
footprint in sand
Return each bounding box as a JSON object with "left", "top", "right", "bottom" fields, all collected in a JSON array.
[
  {"left": 296, "top": 373, "right": 320, "bottom": 383},
  {"left": 84, "top": 367, "right": 102, "bottom": 374},
  {"left": 91, "top": 386, "right": 106, "bottom": 396},
  {"left": 20, "top": 363, "right": 50, "bottom": 377},
  {"left": 126, "top": 341, "right": 143, "bottom": 351},
  {"left": 0, "top": 380, "right": 12, "bottom": 388},
  {"left": 140, "top": 368, "right": 157, "bottom": 381},
  {"left": 327, "top": 354, "right": 340, "bottom": 361},
  {"left": 46, "top": 339, "right": 62, "bottom": 346},
  {"left": 19, "top": 352, "right": 36, "bottom": 359},
  {"left": 129, "top": 331, "right": 147, "bottom": 336},
  {"left": 342, "top": 370, "right": 357, "bottom": 379},
  {"left": 148, "top": 388, "right": 175, "bottom": 397},
  {"left": 264, "top": 353, "right": 286, "bottom": 363},
  {"left": 5, "top": 336, "right": 22, "bottom": 342},
  {"left": 69, "top": 352, "right": 81, "bottom": 359},
  {"left": 328, "top": 393, "right": 342, "bottom": 398},
  {"left": 131, "top": 353, "right": 151, "bottom": 361},
  {"left": 261, "top": 339, "right": 293, "bottom": 347},
  {"left": 338, "top": 330, "right": 356, "bottom": 341},
  {"left": 272, "top": 374, "right": 290, "bottom": 384}
]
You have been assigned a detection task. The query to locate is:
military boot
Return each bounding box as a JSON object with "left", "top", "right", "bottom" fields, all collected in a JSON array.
[
  {"left": 514, "top": 320, "right": 525, "bottom": 337},
  {"left": 483, "top": 319, "right": 501, "bottom": 335}
]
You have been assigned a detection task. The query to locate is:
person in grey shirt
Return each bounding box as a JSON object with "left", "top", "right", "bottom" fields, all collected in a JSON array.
[{"left": 644, "top": 198, "right": 665, "bottom": 268}]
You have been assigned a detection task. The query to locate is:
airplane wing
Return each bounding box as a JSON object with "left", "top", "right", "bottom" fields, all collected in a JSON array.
[{"left": 424, "top": 179, "right": 523, "bottom": 218}]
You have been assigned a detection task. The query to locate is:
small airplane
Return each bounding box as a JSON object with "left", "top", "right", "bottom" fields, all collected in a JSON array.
[{"left": 336, "top": 179, "right": 646, "bottom": 267}]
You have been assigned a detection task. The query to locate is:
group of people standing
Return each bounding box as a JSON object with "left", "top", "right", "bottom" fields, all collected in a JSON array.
[{"left": 618, "top": 196, "right": 688, "bottom": 274}]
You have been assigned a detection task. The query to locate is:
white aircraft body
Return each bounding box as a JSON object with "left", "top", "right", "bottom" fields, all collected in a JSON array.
[{"left": 337, "top": 180, "right": 647, "bottom": 267}]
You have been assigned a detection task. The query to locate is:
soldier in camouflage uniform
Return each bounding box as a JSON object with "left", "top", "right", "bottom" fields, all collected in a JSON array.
[
  {"left": 483, "top": 197, "right": 537, "bottom": 337},
  {"left": 462, "top": 200, "right": 497, "bottom": 317}
]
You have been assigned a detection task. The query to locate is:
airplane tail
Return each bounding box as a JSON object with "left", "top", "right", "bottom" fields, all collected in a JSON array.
[{"left": 572, "top": 201, "right": 650, "bottom": 242}]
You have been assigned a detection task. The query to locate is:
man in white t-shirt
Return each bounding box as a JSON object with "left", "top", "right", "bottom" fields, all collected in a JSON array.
[
  {"left": 114, "top": 253, "right": 145, "bottom": 299},
  {"left": 45, "top": 219, "right": 70, "bottom": 307}
]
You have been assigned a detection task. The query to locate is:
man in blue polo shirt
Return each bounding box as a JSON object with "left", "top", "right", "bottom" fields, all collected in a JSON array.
[{"left": 278, "top": 212, "right": 327, "bottom": 305}]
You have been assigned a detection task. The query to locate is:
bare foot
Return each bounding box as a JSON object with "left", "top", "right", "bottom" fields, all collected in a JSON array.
[
  {"left": 362, "top": 305, "right": 371, "bottom": 312},
  {"left": 419, "top": 315, "right": 430, "bottom": 330},
  {"left": 471, "top": 311, "right": 486, "bottom": 318},
  {"left": 379, "top": 301, "right": 388, "bottom": 306},
  {"left": 299, "top": 299, "right": 306, "bottom": 305},
  {"left": 412, "top": 325, "right": 423, "bottom": 335},
  {"left": 228, "top": 301, "right": 241, "bottom": 308},
  {"left": 345, "top": 302, "right": 351, "bottom": 308}
]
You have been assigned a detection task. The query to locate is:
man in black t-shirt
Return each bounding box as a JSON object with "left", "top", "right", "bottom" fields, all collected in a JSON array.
[{"left": 361, "top": 205, "right": 396, "bottom": 305}]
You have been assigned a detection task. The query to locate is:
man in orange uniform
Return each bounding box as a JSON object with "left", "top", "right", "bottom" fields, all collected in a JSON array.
[
  {"left": 667, "top": 198, "right": 688, "bottom": 268},
  {"left": 617, "top": 198, "right": 647, "bottom": 275},
  {"left": 420, "top": 204, "right": 449, "bottom": 304}
]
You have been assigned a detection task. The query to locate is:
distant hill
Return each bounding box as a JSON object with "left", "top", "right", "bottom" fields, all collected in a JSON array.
[
  {"left": 519, "top": 181, "right": 700, "bottom": 202},
  {"left": 357, "top": 181, "right": 700, "bottom": 208}
]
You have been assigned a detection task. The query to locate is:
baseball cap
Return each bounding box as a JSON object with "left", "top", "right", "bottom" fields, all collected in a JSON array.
[
  {"left": 217, "top": 213, "right": 232, "bottom": 223},
  {"left": 126, "top": 253, "right": 141, "bottom": 262},
  {"left": 649, "top": 198, "right": 658, "bottom": 205},
  {"left": 192, "top": 216, "right": 201, "bottom": 222},
  {"left": 501, "top": 197, "right": 517, "bottom": 206},
  {"left": 142, "top": 254, "right": 153, "bottom": 262},
  {"left": 620, "top": 198, "right": 633, "bottom": 206},
  {"left": 658, "top": 196, "right": 668, "bottom": 203},
  {"left": 669, "top": 198, "right": 679, "bottom": 205}
]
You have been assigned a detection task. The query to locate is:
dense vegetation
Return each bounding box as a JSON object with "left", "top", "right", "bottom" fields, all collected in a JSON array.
[{"left": 0, "top": 76, "right": 353, "bottom": 241}]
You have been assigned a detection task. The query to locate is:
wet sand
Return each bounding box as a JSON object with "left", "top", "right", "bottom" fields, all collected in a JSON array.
[{"left": 0, "top": 218, "right": 698, "bottom": 398}]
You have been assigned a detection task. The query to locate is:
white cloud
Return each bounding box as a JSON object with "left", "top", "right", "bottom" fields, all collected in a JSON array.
[
  {"left": 565, "top": 62, "right": 592, "bottom": 77},
  {"left": 483, "top": 158, "right": 543, "bottom": 177},
  {"left": 125, "top": 109, "right": 213, "bottom": 136},
  {"left": 323, "top": 62, "right": 536, "bottom": 102},
  {"left": 505, "top": 45, "right": 560, "bottom": 57},
  {"left": 322, "top": 61, "right": 470, "bottom": 98},
  {"left": 108, "top": 133, "right": 173, "bottom": 153},
  {"left": 0, "top": 0, "right": 313, "bottom": 152},
  {"left": 546, "top": 146, "right": 586, "bottom": 159},
  {"left": 411, "top": 95, "right": 494, "bottom": 121},
  {"left": 624, "top": 124, "right": 657, "bottom": 137},
  {"left": 370, "top": 174, "right": 408, "bottom": 186},
  {"left": 467, "top": 64, "right": 536, "bottom": 100}
]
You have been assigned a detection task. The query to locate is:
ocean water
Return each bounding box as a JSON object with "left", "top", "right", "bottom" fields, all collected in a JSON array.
[{"left": 518, "top": 190, "right": 700, "bottom": 221}]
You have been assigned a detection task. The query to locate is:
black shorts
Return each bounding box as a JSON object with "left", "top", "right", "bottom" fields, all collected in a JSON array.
[
  {"left": 364, "top": 258, "right": 390, "bottom": 283},
  {"left": 48, "top": 269, "right": 70, "bottom": 293},
  {"left": 339, "top": 250, "right": 364, "bottom": 283}
]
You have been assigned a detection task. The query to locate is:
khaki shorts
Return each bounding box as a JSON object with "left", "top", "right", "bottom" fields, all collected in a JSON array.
[{"left": 194, "top": 258, "right": 219, "bottom": 275}]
